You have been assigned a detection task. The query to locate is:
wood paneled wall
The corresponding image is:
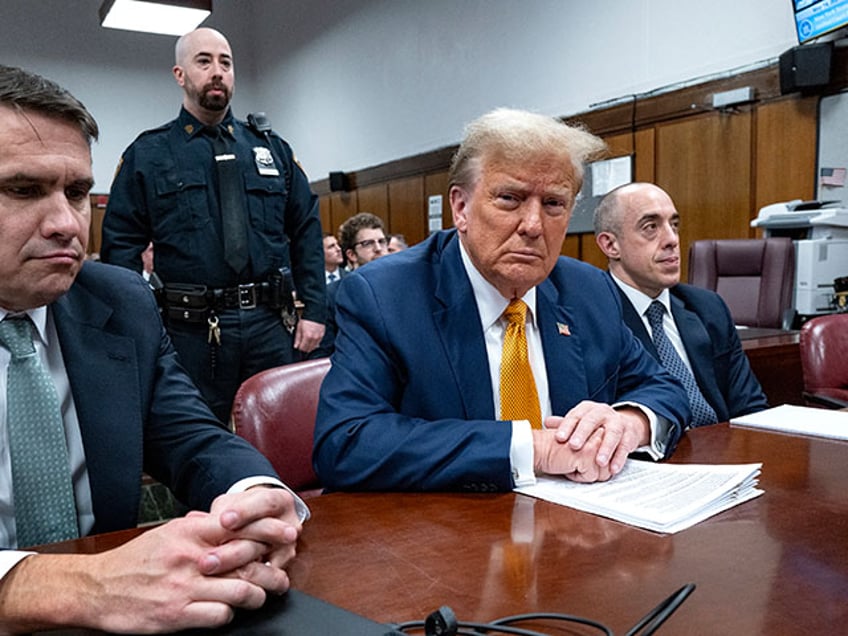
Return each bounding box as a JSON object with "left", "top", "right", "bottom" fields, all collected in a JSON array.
[
  {"left": 86, "top": 50, "right": 829, "bottom": 269},
  {"left": 313, "top": 53, "right": 833, "bottom": 278}
]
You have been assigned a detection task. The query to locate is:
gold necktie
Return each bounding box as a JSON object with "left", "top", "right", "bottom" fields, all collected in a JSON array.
[{"left": 500, "top": 299, "right": 542, "bottom": 429}]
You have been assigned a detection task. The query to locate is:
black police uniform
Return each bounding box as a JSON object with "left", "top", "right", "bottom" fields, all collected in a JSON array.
[{"left": 101, "top": 107, "right": 327, "bottom": 424}]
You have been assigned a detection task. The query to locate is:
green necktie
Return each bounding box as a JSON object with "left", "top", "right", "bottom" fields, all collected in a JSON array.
[{"left": 0, "top": 317, "right": 78, "bottom": 547}]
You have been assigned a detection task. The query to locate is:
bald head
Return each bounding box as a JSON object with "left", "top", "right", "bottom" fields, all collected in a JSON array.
[
  {"left": 594, "top": 182, "right": 682, "bottom": 298},
  {"left": 172, "top": 28, "right": 234, "bottom": 125}
]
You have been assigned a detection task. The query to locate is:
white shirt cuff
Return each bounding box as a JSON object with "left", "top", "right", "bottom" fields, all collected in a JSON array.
[
  {"left": 0, "top": 550, "right": 34, "bottom": 582},
  {"left": 612, "top": 401, "right": 668, "bottom": 460},
  {"left": 509, "top": 420, "right": 537, "bottom": 487},
  {"left": 228, "top": 476, "right": 311, "bottom": 522}
]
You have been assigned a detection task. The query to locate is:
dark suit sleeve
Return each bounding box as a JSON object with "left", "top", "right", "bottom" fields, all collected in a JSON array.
[
  {"left": 275, "top": 136, "right": 327, "bottom": 325},
  {"left": 141, "top": 316, "right": 281, "bottom": 511},
  {"left": 100, "top": 142, "right": 150, "bottom": 272},
  {"left": 705, "top": 297, "right": 770, "bottom": 418},
  {"left": 308, "top": 278, "right": 339, "bottom": 359},
  {"left": 69, "top": 267, "right": 280, "bottom": 519},
  {"left": 313, "top": 273, "right": 513, "bottom": 493}
]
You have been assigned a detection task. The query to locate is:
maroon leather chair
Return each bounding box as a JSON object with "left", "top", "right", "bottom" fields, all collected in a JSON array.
[
  {"left": 799, "top": 313, "right": 848, "bottom": 409},
  {"left": 688, "top": 237, "right": 795, "bottom": 328},
  {"left": 231, "top": 358, "right": 331, "bottom": 498}
]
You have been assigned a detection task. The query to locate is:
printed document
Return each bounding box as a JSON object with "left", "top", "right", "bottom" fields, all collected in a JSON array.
[
  {"left": 730, "top": 404, "right": 848, "bottom": 441},
  {"left": 515, "top": 460, "right": 762, "bottom": 534}
]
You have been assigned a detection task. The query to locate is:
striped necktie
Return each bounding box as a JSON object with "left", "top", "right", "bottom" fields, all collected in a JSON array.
[{"left": 645, "top": 301, "right": 717, "bottom": 427}]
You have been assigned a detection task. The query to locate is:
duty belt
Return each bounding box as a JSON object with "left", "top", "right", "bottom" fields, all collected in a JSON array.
[
  {"left": 209, "top": 282, "right": 275, "bottom": 310},
  {"left": 162, "top": 281, "right": 277, "bottom": 325},
  {"left": 161, "top": 268, "right": 295, "bottom": 327}
]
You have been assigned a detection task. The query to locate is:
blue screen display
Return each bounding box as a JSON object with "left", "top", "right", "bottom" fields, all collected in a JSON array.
[{"left": 793, "top": 0, "right": 848, "bottom": 43}]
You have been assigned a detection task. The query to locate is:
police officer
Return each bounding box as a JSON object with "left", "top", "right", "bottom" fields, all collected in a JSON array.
[{"left": 101, "top": 27, "right": 326, "bottom": 424}]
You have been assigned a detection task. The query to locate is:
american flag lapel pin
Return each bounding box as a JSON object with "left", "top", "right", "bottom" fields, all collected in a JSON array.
[{"left": 556, "top": 322, "right": 571, "bottom": 336}]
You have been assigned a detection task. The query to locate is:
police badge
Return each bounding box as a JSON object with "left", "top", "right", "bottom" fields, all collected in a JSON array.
[{"left": 253, "top": 146, "right": 279, "bottom": 176}]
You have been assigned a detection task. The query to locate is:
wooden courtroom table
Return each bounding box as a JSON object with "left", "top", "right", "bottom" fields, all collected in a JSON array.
[
  {"left": 739, "top": 328, "right": 804, "bottom": 406},
  {"left": 38, "top": 424, "right": 848, "bottom": 635}
]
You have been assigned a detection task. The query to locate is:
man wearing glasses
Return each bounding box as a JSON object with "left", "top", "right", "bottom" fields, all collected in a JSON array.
[
  {"left": 339, "top": 212, "right": 389, "bottom": 268},
  {"left": 312, "top": 212, "right": 388, "bottom": 357}
]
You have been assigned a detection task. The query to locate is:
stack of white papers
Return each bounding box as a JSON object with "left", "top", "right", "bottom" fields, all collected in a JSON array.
[
  {"left": 730, "top": 404, "right": 848, "bottom": 441},
  {"left": 515, "top": 460, "right": 762, "bottom": 534}
]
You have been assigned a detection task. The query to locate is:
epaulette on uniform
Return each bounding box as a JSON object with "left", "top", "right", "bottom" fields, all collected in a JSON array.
[
  {"left": 134, "top": 120, "right": 173, "bottom": 141},
  {"left": 112, "top": 121, "right": 175, "bottom": 181}
]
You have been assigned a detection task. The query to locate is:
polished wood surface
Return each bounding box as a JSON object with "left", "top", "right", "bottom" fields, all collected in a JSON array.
[
  {"left": 742, "top": 330, "right": 804, "bottom": 406},
  {"left": 38, "top": 424, "right": 848, "bottom": 635}
]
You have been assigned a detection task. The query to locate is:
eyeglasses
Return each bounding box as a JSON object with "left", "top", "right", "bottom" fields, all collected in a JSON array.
[{"left": 354, "top": 237, "right": 388, "bottom": 250}]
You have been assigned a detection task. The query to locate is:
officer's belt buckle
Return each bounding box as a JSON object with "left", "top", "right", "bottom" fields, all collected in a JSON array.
[{"left": 238, "top": 284, "right": 257, "bottom": 309}]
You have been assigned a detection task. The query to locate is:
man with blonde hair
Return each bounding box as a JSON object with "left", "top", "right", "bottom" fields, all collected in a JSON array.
[{"left": 314, "top": 108, "right": 689, "bottom": 492}]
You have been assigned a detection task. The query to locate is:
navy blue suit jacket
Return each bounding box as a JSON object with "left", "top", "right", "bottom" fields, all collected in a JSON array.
[
  {"left": 615, "top": 280, "right": 768, "bottom": 423},
  {"left": 310, "top": 277, "right": 341, "bottom": 358},
  {"left": 52, "top": 262, "right": 278, "bottom": 535},
  {"left": 314, "top": 230, "right": 690, "bottom": 492}
]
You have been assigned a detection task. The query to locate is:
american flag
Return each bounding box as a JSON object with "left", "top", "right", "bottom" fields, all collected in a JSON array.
[{"left": 820, "top": 167, "right": 846, "bottom": 187}]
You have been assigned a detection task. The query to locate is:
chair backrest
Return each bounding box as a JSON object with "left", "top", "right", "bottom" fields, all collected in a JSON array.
[
  {"left": 688, "top": 237, "right": 795, "bottom": 328},
  {"left": 231, "top": 358, "right": 331, "bottom": 496},
  {"left": 799, "top": 313, "right": 848, "bottom": 407}
]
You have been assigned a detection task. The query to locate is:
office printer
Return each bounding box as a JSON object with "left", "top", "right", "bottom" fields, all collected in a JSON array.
[{"left": 752, "top": 200, "right": 848, "bottom": 317}]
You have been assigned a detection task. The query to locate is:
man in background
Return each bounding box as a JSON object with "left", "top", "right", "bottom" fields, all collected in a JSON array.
[
  {"left": 0, "top": 64, "right": 306, "bottom": 633},
  {"left": 593, "top": 182, "right": 768, "bottom": 425},
  {"left": 314, "top": 109, "right": 690, "bottom": 492},
  {"left": 101, "top": 27, "right": 326, "bottom": 423},
  {"left": 312, "top": 212, "right": 388, "bottom": 358},
  {"left": 323, "top": 232, "right": 346, "bottom": 284},
  {"left": 339, "top": 212, "right": 389, "bottom": 270},
  {"left": 388, "top": 233, "right": 408, "bottom": 253}
]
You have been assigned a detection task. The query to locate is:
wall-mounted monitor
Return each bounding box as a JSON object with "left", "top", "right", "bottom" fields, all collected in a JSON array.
[{"left": 793, "top": 0, "right": 848, "bottom": 44}]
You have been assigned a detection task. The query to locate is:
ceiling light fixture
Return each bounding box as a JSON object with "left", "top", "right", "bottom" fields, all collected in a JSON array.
[{"left": 99, "top": 0, "right": 212, "bottom": 37}]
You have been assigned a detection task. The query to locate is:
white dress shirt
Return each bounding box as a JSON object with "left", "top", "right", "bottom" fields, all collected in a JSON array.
[
  {"left": 458, "top": 243, "right": 666, "bottom": 488},
  {"left": 325, "top": 269, "right": 340, "bottom": 284},
  {"left": 610, "top": 273, "right": 699, "bottom": 375}
]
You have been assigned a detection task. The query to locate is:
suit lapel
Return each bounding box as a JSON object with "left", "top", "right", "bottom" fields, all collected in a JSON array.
[
  {"left": 536, "top": 279, "right": 590, "bottom": 416},
  {"left": 52, "top": 283, "right": 143, "bottom": 531},
  {"left": 669, "top": 293, "right": 723, "bottom": 408},
  {"left": 432, "top": 237, "right": 497, "bottom": 420},
  {"left": 619, "top": 291, "right": 658, "bottom": 357}
]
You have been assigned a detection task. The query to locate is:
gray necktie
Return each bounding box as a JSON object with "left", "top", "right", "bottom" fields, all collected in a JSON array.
[
  {"left": 645, "top": 301, "right": 718, "bottom": 427},
  {"left": 0, "top": 317, "right": 78, "bottom": 547}
]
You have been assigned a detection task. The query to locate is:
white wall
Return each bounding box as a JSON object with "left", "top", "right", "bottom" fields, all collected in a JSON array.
[
  {"left": 0, "top": 1, "right": 798, "bottom": 190},
  {"left": 0, "top": 0, "right": 258, "bottom": 191}
]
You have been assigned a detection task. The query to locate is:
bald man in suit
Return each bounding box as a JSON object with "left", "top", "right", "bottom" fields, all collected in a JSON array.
[{"left": 593, "top": 182, "right": 768, "bottom": 425}]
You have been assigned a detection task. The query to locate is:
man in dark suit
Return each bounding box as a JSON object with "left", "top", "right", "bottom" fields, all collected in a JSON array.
[
  {"left": 593, "top": 182, "right": 768, "bottom": 425},
  {"left": 323, "top": 232, "right": 347, "bottom": 285},
  {"left": 314, "top": 109, "right": 690, "bottom": 492},
  {"left": 0, "top": 65, "right": 306, "bottom": 633}
]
